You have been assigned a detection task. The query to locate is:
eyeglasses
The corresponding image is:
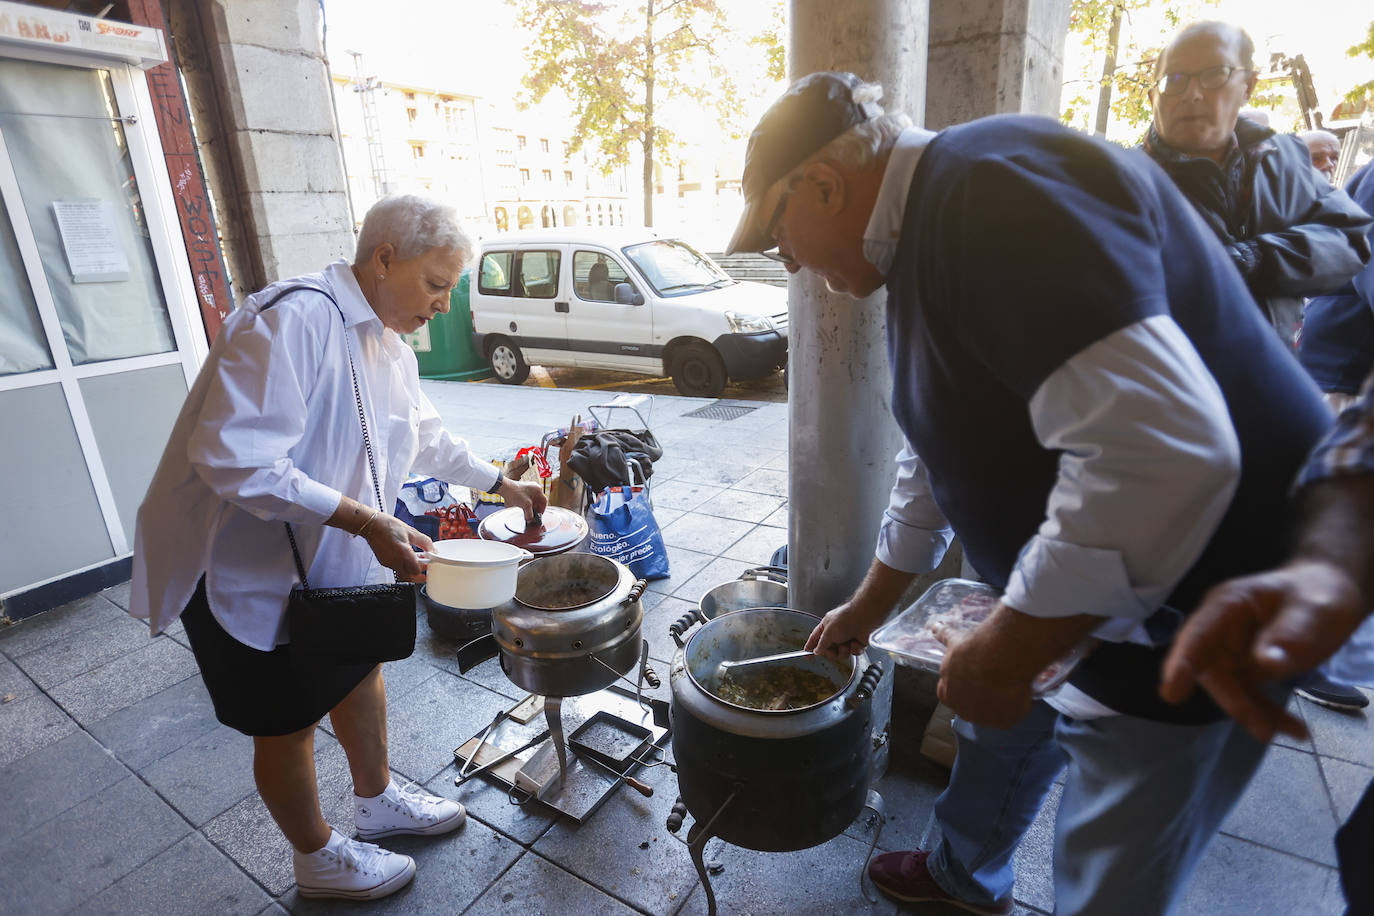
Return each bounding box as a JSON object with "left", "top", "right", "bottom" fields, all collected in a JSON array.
[
  {"left": 760, "top": 181, "right": 796, "bottom": 265},
  {"left": 1153, "top": 65, "right": 1249, "bottom": 97}
]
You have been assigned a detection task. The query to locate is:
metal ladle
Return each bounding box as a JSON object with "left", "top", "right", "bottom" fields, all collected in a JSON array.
[{"left": 713, "top": 649, "right": 814, "bottom": 681}]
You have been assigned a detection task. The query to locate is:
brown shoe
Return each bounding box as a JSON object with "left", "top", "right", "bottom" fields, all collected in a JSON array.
[{"left": 868, "top": 849, "right": 1012, "bottom": 915}]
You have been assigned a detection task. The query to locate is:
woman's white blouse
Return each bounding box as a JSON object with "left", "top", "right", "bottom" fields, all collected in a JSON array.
[{"left": 129, "top": 261, "right": 500, "bottom": 650}]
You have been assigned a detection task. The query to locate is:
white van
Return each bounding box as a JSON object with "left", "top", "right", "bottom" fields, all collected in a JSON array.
[{"left": 467, "top": 228, "right": 788, "bottom": 397}]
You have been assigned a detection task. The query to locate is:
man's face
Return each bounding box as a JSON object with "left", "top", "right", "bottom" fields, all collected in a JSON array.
[
  {"left": 1152, "top": 29, "right": 1255, "bottom": 160},
  {"left": 1305, "top": 135, "right": 1341, "bottom": 182},
  {"left": 768, "top": 170, "right": 883, "bottom": 299}
]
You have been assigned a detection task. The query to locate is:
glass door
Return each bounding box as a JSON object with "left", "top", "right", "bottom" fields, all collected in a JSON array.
[{"left": 0, "top": 48, "right": 201, "bottom": 595}]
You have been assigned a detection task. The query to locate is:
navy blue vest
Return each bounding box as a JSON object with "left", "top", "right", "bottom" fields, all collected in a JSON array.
[{"left": 885, "top": 116, "right": 1330, "bottom": 722}]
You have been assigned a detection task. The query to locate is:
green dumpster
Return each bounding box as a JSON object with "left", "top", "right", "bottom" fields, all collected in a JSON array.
[{"left": 403, "top": 270, "right": 492, "bottom": 381}]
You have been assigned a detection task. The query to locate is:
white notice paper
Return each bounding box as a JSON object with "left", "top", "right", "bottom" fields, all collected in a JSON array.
[{"left": 52, "top": 199, "right": 130, "bottom": 283}]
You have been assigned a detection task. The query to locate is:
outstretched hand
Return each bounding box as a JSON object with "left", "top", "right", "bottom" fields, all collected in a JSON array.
[
  {"left": 1159, "top": 560, "right": 1367, "bottom": 742},
  {"left": 501, "top": 478, "right": 549, "bottom": 522}
]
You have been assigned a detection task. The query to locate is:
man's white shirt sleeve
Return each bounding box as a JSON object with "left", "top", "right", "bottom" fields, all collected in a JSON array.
[
  {"left": 875, "top": 442, "right": 955, "bottom": 574},
  {"left": 1003, "top": 314, "right": 1240, "bottom": 642}
]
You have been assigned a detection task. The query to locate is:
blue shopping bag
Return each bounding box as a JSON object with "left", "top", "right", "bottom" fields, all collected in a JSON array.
[{"left": 587, "top": 483, "right": 670, "bottom": 581}]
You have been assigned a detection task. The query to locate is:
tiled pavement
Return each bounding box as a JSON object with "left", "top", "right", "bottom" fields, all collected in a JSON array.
[{"left": 0, "top": 380, "right": 1369, "bottom": 915}]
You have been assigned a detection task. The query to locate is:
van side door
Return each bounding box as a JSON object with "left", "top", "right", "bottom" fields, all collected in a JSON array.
[{"left": 568, "top": 247, "right": 658, "bottom": 371}]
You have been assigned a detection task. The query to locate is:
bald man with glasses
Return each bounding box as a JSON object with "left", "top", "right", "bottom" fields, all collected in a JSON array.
[
  {"left": 1143, "top": 21, "right": 1369, "bottom": 357},
  {"left": 1145, "top": 20, "right": 1373, "bottom": 712}
]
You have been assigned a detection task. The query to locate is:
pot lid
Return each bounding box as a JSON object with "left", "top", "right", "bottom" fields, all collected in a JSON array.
[{"left": 478, "top": 505, "right": 588, "bottom": 555}]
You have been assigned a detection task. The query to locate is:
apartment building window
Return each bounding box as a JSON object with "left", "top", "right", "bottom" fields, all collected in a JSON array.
[
  {"left": 541, "top": 169, "right": 552, "bottom": 182},
  {"left": 519, "top": 168, "right": 530, "bottom": 184},
  {"left": 411, "top": 143, "right": 425, "bottom": 159},
  {"left": 517, "top": 135, "right": 527, "bottom": 149},
  {"left": 407, "top": 107, "right": 417, "bottom": 125},
  {"left": 563, "top": 141, "right": 571, "bottom": 157},
  {"left": 404, "top": 91, "right": 415, "bottom": 100},
  {"left": 563, "top": 170, "right": 573, "bottom": 186},
  {"left": 540, "top": 138, "right": 549, "bottom": 152}
]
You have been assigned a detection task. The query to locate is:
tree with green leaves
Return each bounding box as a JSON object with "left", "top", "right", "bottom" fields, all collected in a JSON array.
[
  {"left": 1061, "top": 0, "right": 1219, "bottom": 142},
  {"left": 1343, "top": 20, "right": 1374, "bottom": 108},
  {"left": 511, "top": 0, "right": 775, "bottom": 227}
]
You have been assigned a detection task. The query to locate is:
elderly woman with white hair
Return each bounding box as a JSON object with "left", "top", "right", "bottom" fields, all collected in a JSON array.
[{"left": 130, "top": 195, "right": 545, "bottom": 900}]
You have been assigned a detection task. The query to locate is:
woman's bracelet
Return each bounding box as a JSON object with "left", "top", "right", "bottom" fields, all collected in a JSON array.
[{"left": 355, "top": 507, "right": 381, "bottom": 537}]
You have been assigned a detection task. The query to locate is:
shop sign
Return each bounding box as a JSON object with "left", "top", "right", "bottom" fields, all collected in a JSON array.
[{"left": 0, "top": 1, "right": 165, "bottom": 69}]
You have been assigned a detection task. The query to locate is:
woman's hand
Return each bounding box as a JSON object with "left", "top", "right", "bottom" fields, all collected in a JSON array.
[
  {"left": 364, "top": 514, "right": 434, "bottom": 582},
  {"left": 500, "top": 478, "right": 549, "bottom": 522}
]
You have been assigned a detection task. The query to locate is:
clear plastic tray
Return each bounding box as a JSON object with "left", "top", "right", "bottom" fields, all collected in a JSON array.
[{"left": 869, "top": 578, "right": 1087, "bottom": 696}]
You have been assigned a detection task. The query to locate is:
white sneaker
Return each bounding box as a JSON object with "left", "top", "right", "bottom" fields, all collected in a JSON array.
[
  {"left": 355, "top": 780, "right": 467, "bottom": 839},
  {"left": 293, "top": 830, "right": 415, "bottom": 900}
]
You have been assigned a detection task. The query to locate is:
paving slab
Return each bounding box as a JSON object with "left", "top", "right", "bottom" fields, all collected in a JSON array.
[
  {"left": 720, "top": 523, "right": 788, "bottom": 566},
  {"left": 533, "top": 761, "right": 703, "bottom": 915},
  {"left": 644, "top": 546, "right": 714, "bottom": 598},
  {"left": 142, "top": 723, "right": 259, "bottom": 826},
  {"left": 1318, "top": 756, "right": 1374, "bottom": 824},
  {"left": 0, "top": 729, "right": 129, "bottom": 848},
  {"left": 11, "top": 613, "right": 156, "bottom": 689},
  {"left": 665, "top": 556, "right": 758, "bottom": 605},
  {"left": 731, "top": 467, "right": 788, "bottom": 498},
  {"left": 841, "top": 755, "right": 948, "bottom": 855},
  {"left": 0, "top": 774, "right": 190, "bottom": 913},
  {"left": 1222, "top": 744, "right": 1340, "bottom": 866},
  {"left": 1174, "top": 834, "right": 1344, "bottom": 916},
  {"left": 675, "top": 831, "right": 897, "bottom": 916},
  {"left": 383, "top": 669, "right": 514, "bottom": 785},
  {"left": 85, "top": 673, "right": 221, "bottom": 771},
  {"left": 692, "top": 488, "right": 785, "bottom": 525},
  {"left": 466, "top": 850, "right": 642, "bottom": 915},
  {"left": 100, "top": 579, "right": 133, "bottom": 611},
  {"left": 0, "top": 591, "right": 126, "bottom": 658},
  {"left": 760, "top": 505, "right": 788, "bottom": 528},
  {"left": 642, "top": 594, "right": 698, "bottom": 669},
  {"left": 0, "top": 652, "right": 38, "bottom": 704},
  {"left": 69, "top": 831, "right": 270, "bottom": 916},
  {"left": 648, "top": 479, "right": 718, "bottom": 513},
  {"left": 48, "top": 636, "right": 200, "bottom": 725},
  {"left": 0, "top": 689, "right": 79, "bottom": 768},
  {"left": 281, "top": 818, "right": 523, "bottom": 915},
  {"left": 1302, "top": 699, "right": 1374, "bottom": 767},
  {"left": 660, "top": 511, "right": 754, "bottom": 556}
]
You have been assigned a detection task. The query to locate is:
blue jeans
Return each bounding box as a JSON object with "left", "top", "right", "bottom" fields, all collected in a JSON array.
[{"left": 927, "top": 702, "right": 1270, "bottom": 915}]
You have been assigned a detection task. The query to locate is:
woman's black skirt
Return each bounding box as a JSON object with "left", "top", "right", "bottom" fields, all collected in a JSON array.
[{"left": 180, "top": 577, "right": 375, "bottom": 737}]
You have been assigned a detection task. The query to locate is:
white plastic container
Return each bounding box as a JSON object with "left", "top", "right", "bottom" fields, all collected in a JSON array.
[{"left": 422, "top": 539, "right": 533, "bottom": 609}]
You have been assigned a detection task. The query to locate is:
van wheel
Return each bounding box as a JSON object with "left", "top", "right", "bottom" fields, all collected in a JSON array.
[
  {"left": 487, "top": 337, "right": 530, "bottom": 384},
  {"left": 672, "top": 343, "right": 727, "bottom": 398}
]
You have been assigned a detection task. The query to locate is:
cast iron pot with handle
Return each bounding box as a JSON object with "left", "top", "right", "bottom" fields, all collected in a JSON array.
[{"left": 662, "top": 607, "right": 886, "bottom": 915}]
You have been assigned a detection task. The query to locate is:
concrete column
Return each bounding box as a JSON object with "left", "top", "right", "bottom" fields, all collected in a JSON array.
[
  {"left": 786, "top": 0, "right": 928, "bottom": 615},
  {"left": 194, "top": 0, "right": 354, "bottom": 288},
  {"left": 925, "top": 0, "right": 1072, "bottom": 128}
]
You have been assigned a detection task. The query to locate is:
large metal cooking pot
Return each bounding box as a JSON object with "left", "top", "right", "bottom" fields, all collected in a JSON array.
[
  {"left": 666, "top": 607, "right": 883, "bottom": 853},
  {"left": 696, "top": 566, "right": 787, "bottom": 621},
  {"left": 465, "top": 552, "right": 647, "bottom": 697}
]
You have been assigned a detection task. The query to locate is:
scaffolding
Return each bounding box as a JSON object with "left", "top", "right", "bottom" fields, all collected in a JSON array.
[{"left": 348, "top": 50, "right": 388, "bottom": 198}]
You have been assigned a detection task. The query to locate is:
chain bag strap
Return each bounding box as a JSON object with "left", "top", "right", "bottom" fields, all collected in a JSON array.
[{"left": 262, "top": 283, "right": 417, "bottom": 667}]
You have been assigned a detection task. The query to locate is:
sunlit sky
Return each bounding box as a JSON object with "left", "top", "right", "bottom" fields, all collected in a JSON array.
[{"left": 322, "top": 0, "right": 1371, "bottom": 124}]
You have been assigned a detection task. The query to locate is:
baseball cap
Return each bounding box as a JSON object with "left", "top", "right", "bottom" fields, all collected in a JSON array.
[{"left": 725, "top": 71, "right": 885, "bottom": 255}]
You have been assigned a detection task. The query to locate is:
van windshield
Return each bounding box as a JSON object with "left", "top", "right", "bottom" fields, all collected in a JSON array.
[{"left": 623, "top": 239, "right": 734, "bottom": 295}]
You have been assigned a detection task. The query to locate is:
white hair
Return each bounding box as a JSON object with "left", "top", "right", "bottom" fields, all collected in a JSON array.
[
  {"left": 802, "top": 82, "right": 912, "bottom": 172},
  {"left": 354, "top": 194, "right": 476, "bottom": 266}
]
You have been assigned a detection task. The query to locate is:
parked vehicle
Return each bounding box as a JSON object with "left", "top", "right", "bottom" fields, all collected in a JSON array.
[{"left": 467, "top": 229, "right": 788, "bottom": 397}]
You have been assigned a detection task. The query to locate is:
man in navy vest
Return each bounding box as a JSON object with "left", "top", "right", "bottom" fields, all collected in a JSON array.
[{"left": 726, "top": 71, "right": 1343, "bottom": 914}]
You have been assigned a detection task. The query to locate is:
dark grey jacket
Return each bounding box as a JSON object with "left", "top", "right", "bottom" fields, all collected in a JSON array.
[{"left": 1143, "top": 117, "right": 1372, "bottom": 349}]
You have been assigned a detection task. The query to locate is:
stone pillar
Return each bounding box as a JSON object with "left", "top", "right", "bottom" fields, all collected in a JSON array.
[
  {"left": 190, "top": 0, "right": 354, "bottom": 289},
  {"left": 786, "top": 0, "right": 928, "bottom": 617},
  {"left": 925, "top": 0, "right": 1072, "bottom": 129}
]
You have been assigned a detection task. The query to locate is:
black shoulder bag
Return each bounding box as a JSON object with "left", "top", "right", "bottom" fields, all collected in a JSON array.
[{"left": 264, "top": 284, "right": 417, "bottom": 668}]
